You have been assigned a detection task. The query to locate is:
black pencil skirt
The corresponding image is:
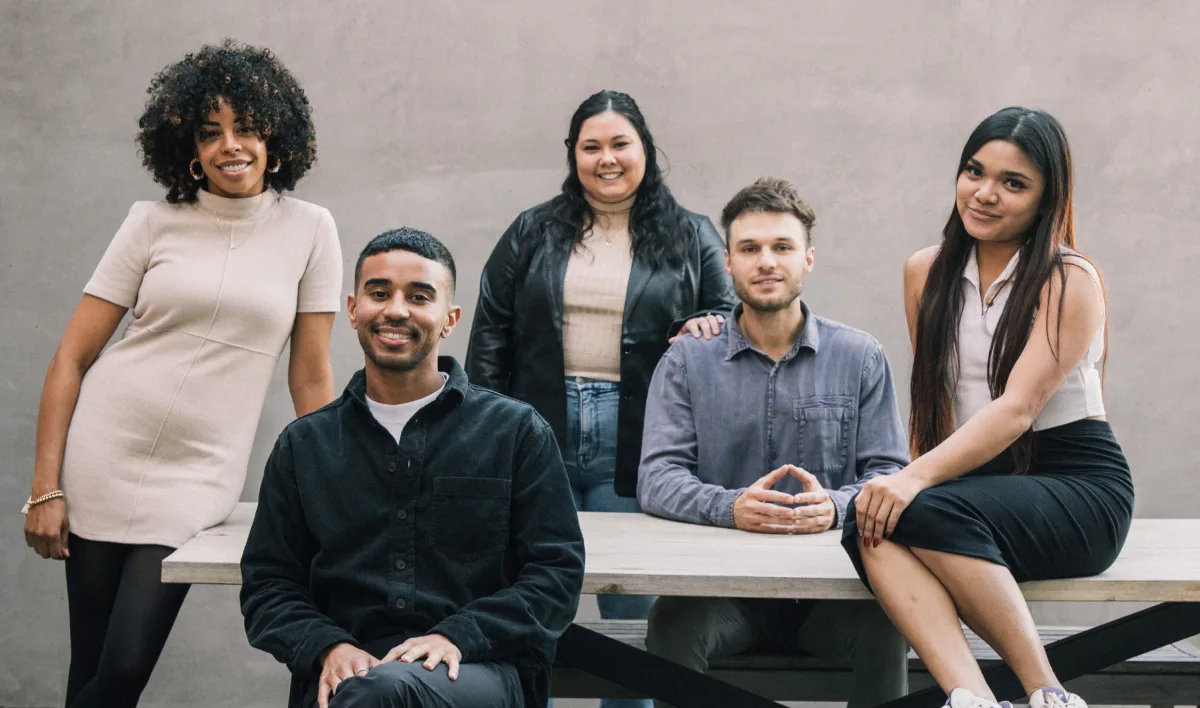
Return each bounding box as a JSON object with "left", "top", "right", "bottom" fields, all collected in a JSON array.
[{"left": 842, "top": 419, "right": 1135, "bottom": 589}]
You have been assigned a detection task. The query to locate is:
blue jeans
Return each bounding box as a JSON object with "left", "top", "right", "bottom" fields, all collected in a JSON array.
[{"left": 563, "top": 377, "right": 654, "bottom": 708}]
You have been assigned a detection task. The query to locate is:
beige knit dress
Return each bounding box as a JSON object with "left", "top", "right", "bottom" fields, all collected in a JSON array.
[{"left": 60, "top": 189, "right": 343, "bottom": 548}]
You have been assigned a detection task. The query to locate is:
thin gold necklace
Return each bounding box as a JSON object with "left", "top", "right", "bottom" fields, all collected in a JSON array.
[
  {"left": 584, "top": 227, "right": 618, "bottom": 247},
  {"left": 592, "top": 211, "right": 629, "bottom": 246},
  {"left": 205, "top": 198, "right": 277, "bottom": 249}
]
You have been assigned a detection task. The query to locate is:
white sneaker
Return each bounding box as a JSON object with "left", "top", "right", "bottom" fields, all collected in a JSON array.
[
  {"left": 945, "top": 688, "right": 1011, "bottom": 708},
  {"left": 1029, "top": 687, "right": 1088, "bottom": 708}
]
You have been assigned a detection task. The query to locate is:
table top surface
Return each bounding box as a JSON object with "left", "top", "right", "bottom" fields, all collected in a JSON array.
[{"left": 162, "top": 503, "right": 1200, "bottom": 602}]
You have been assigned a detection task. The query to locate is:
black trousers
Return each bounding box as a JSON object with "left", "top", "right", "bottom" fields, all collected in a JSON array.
[
  {"left": 63, "top": 533, "right": 190, "bottom": 708},
  {"left": 305, "top": 661, "right": 524, "bottom": 708}
]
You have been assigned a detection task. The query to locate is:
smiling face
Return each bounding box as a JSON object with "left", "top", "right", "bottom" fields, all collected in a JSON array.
[
  {"left": 347, "top": 249, "right": 460, "bottom": 374},
  {"left": 193, "top": 98, "right": 269, "bottom": 198},
  {"left": 725, "top": 211, "right": 814, "bottom": 314},
  {"left": 956, "top": 139, "right": 1046, "bottom": 244},
  {"left": 574, "top": 110, "right": 647, "bottom": 204}
]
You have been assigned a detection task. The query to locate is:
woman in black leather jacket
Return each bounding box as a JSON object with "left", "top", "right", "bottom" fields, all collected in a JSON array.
[{"left": 466, "top": 91, "right": 734, "bottom": 679}]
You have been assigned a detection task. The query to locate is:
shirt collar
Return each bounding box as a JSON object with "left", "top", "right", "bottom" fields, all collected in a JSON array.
[
  {"left": 725, "top": 300, "right": 820, "bottom": 361},
  {"left": 345, "top": 356, "right": 468, "bottom": 413},
  {"left": 963, "top": 242, "right": 1022, "bottom": 291}
]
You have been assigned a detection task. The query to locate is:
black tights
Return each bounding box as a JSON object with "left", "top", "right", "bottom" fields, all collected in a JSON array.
[{"left": 64, "top": 534, "right": 190, "bottom": 708}]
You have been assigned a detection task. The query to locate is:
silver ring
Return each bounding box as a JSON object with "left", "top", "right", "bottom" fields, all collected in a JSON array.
[{"left": 355, "top": 667, "right": 368, "bottom": 674}]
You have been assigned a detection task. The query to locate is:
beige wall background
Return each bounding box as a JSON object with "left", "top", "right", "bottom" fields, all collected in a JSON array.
[{"left": 3, "top": 1, "right": 1198, "bottom": 706}]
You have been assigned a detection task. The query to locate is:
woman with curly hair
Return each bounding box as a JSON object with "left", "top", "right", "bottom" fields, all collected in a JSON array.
[
  {"left": 466, "top": 90, "right": 735, "bottom": 708},
  {"left": 22, "top": 40, "right": 342, "bottom": 707}
]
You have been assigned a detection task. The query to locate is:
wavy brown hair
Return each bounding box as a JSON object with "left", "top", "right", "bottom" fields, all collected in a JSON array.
[{"left": 910, "top": 107, "right": 1095, "bottom": 473}]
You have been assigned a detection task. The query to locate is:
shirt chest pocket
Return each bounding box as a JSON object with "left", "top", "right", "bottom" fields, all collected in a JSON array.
[
  {"left": 792, "top": 397, "right": 855, "bottom": 474},
  {"left": 431, "top": 477, "right": 511, "bottom": 562}
]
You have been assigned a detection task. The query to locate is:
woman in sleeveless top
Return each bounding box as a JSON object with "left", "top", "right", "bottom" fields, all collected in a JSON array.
[
  {"left": 23, "top": 41, "right": 342, "bottom": 708},
  {"left": 841, "top": 107, "right": 1133, "bottom": 708}
]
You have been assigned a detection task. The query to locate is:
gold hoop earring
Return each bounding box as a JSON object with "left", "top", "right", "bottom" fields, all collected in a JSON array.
[
  {"left": 267, "top": 154, "right": 281, "bottom": 174},
  {"left": 189, "top": 158, "right": 204, "bottom": 181}
]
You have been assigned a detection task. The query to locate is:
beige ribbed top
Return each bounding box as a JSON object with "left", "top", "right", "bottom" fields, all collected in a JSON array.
[
  {"left": 562, "top": 194, "right": 636, "bottom": 382},
  {"left": 60, "top": 190, "right": 343, "bottom": 547}
]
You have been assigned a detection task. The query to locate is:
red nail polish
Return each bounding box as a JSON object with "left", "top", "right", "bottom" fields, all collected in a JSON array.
[{"left": 874, "top": 537, "right": 881, "bottom": 548}]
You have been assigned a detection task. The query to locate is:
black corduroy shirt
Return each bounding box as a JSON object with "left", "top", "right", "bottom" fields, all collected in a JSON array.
[{"left": 240, "top": 357, "right": 585, "bottom": 707}]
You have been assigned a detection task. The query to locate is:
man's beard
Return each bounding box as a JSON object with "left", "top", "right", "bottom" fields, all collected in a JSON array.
[
  {"left": 358, "top": 322, "right": 435, "bottom": 372},
  {"left": 733, "top": 277, "right": 803, "bottom": 314}
]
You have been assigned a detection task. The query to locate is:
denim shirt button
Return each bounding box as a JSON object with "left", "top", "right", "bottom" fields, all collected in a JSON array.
[
  {"left": 396, "top": 509, "right": 407, "bottom": 520},
  {"left": 394, "top": 598, "right": 405, "bottom": 610}
]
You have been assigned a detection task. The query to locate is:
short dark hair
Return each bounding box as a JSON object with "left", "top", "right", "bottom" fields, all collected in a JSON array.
[
  {"left": 137, "top": 38, "right": 317, "bottom": 204},
  {"left": 720, "top": 177, "right": 816, "bottom": 246},
  {"left": 354, "top": 228, "right": 457, "bottom": 294}
]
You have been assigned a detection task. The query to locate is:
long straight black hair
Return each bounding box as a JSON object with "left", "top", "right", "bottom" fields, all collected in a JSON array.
[
  {"left": 910, "top": 107, "right": 1088, "bottom": 473},
  {"left": 543, "top": 90, "right": 694, "bottom": 269}
]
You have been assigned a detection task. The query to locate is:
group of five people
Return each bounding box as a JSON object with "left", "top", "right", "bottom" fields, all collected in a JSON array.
[{"left": 23, "top": 40, "right": 1133, "bottom": 708}]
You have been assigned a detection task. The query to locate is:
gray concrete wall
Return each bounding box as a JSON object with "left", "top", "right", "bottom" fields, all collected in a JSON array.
[{"left": 3, "top": 1, "right": 1198, "bottom": 705}]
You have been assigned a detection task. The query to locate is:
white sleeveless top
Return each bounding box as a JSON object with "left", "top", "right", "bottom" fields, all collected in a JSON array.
[{"left": 954, "top": 245, "right": 1105, "bottom": 431}]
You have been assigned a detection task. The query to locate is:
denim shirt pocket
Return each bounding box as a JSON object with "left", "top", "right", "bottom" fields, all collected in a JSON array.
[
  {"left": 431, "top": 477, "right": 512, "bottom": 561},
  {"left": 792, "top": 396, "right": 855, "bottom": 474}
]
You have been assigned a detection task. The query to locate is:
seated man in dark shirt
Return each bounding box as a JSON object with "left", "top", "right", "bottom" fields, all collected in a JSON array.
[{"left": 240, "top": 228, "right": 586, "bottom": 708}]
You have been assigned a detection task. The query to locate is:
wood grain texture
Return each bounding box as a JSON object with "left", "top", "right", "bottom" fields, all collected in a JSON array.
[{"left": 163, "top": 504, "right": 1200, "bottom": 602}]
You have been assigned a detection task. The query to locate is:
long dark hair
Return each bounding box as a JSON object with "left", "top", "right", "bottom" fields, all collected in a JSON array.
[
  {"left": 910, "top": 106, "right": 1085, "bottom": 473},
  {"left": 544, "top": 90, "right": 694, "bottom": 269}
]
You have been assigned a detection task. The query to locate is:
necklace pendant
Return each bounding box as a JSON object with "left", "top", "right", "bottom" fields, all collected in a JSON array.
[{"left": 604, "top": 236, "right": 613, "bottom": 246}]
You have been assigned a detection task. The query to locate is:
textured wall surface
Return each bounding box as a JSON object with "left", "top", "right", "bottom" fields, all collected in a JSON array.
[{"left": 3, "top": 1, "right": 1198, "bottom": 705}]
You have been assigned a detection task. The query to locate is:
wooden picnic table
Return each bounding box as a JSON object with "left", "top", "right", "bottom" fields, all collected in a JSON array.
[{"left": 163, "top": 503, "right": 1200, "bottom": 708}]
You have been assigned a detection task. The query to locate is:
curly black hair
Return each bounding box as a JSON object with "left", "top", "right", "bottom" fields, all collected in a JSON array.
[
  {"left": 545, "top": 90, "right": 694, "bottom": 270},
  {"left": 136, "top": 39, "right": 316, "bottom": 204}
]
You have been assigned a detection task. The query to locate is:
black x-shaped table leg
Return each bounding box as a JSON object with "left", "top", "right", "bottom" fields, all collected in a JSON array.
[
  {"left": 556, "top": 622, "right": 783, "bottom": 707},
  {"left": 556, "top": 602, "right": 1200, "bottom": 708},
  {"left": 879, "top": 601, "right": 1200, "bottom": 708}
]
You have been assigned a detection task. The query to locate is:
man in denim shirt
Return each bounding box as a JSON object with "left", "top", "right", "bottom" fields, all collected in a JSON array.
[
  {"left": 241, "top": 229, "right": 585, "bottom": 708},
  {"left": 638, "top": 179, "right": 908, "bottom": 708}
]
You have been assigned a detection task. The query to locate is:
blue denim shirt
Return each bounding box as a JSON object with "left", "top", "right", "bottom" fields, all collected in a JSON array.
[{"left": 637, "top": 302, "right": 908, "bottom": 529}]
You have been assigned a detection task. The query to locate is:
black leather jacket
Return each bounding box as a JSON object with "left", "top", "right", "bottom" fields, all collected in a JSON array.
[{"left": 466, "top": 199, "right": 736, "bottom": 497}]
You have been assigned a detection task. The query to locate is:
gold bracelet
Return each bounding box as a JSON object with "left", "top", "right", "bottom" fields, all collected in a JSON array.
[{"left": 21, "top": 490, "right": 65, "bottom": 515}]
